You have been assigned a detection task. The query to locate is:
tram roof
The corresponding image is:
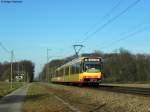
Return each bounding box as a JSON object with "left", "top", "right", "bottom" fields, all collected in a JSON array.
[{"left": 56, "top": 56, "right": 102, "bottom": 71}]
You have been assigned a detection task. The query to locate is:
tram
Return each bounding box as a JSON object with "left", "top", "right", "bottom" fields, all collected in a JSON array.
[{"left": 51, "top": 56, "right": 103, "bottom": 85}]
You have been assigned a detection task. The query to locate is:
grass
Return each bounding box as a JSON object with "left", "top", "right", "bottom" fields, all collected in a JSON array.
[
  {"left": 0, "top": 82, "right": 23, "bottom": 99},
  {"left": 101, "top": 83, "right": 150, "bottom": 88},
  {"left": 43, "top": 84, "right": 99, "bottom": 112},
  {"left": 23, "top": 83, "right": 150, "bottom": 112},
  {"left": 44, "top": 83, "right": 106, "bottom": 112},
  {"left": 44, "top": 83, "right": 150, "bottom": 112},
  {"left": 22, "top": 83, "right": 70, "bottom": 112}
]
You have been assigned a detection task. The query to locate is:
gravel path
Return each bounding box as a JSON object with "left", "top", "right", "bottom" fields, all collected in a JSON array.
[{"left": 0, "top": 84, "right": 30, "bottom": 112}]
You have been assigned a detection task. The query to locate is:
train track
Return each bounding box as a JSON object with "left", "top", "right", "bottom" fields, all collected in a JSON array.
[
  {"left": 96, "top": 84, "right": 150, "bottom": 96},
  {"left": 52, "top": 83, "right": 150, "bottom": 96}
]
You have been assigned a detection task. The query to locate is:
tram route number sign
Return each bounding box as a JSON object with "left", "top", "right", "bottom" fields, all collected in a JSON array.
[{"left": 84, "top": 58, "right": 100, "bottom": 62}]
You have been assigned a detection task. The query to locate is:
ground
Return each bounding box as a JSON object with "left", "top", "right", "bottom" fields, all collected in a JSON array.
[
  {"left": 0, "top": 84, "right": 29, "bottom": 112},
  {"left": 0, "top": 82, "right": 23, "bottom": 99},
  {"left": 22, "top": 83, "right": 150, "bottom": 112}
]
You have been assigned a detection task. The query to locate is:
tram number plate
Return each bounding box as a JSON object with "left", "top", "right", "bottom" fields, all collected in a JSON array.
[{"left": 90, "top": 79, "right": 97, "bottom": 82}]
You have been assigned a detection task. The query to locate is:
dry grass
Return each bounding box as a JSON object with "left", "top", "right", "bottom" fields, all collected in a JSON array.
[
  {"left": 100, "top": 83, "right": 150, "bottom": 88},
  {"left": 43, "top": 84, "right": 107, "bottom": 112},
  {"left": 44, "top": 83, "right": 150, "bottom": 112},
  {"left": 22, "top": 83, "right": 70, "bottom": 112},
  {"left": 0, "top": 82, "right": 23, "bottom": 99},
  {"left": 22, "top": 83, "right": 150, "bottom": 112}
]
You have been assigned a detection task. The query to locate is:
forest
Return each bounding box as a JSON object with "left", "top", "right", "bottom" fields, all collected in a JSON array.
[
  {"left": 39, "top": 49, "right": 150, "bottom": 83},
  {"left": 0, "top": 60, "right": 34, "bottom": 82}
]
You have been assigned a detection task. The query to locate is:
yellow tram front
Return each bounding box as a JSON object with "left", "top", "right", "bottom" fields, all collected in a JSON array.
[{"left": 79, "top": 57, "right": 103, "bottom": 84}]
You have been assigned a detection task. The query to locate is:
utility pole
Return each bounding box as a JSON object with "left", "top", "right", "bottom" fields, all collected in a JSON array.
[
  {"left": 0, "top": 43, "right": 14, "bottom": 88},
  {"left": 26, "top": 72, "right": 28, "bottom": 82},
  {"left": 21, "top": 64, "right": 25, "bottom": 82},
  {"left": 10, "top": 50, "right": 14, "bottom": 89},
  {"left": 73, "top": 45, "right": 84, "bottom": 57},
  {"left": 46, "top": 48, "right": 51, "bottom": 82},
  {"left": 18, "top": 62, "right": 20, "bottom": 76}
]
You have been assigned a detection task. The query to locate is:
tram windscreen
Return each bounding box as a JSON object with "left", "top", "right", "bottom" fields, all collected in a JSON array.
[{"left": 84, "top": 59, "right": 102, "bottom": 72}]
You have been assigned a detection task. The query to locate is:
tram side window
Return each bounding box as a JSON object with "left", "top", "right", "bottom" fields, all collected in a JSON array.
[
  {"left": 58, "top": 69, "right": 62, "bottom": 76},
  {"left": 75, "top": 62, "right": 80, "bottom": 74},
  {"left": 71, "top": 64, "right": 76, "bottom": 74},
  {"left": 70, "top": 66, "right": 72, "bottom": 74},
  {"left": 65, "top": 66, "right": 69, "bottom": 75},
  {"left": 60, "top": 69, "right": 63, "bottom": 76},
  {"left": 57, "top": 71, "right": 59, "bottom": 76},
  {"left": 56, "top": 71, "right": 58, "bottom": 77},
  {"left": 80, "top": 63, "right": 83, "bottom": 73},
  {"left": 63, "top": 68, "right": 65, "bottom": 75},
  {"left": 57, "top": 71, "right": 59, "bottom": 77},
  {"left": 58, "top": 70, "right": 61, "bottom": 76}
]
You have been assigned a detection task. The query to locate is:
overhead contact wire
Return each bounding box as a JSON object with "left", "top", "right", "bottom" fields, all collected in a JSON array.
[
  {"left": 84, "top": 0, "right": 122, "bottom": 36},
  {"left": 0, "top": 42, "right": 10, "bottom": 53},
  {"left": 101, "top": 25, "right": 150, "bottom": 49},
  {"left": 80, "top": 0, "right": 141, "bottom": 44}
]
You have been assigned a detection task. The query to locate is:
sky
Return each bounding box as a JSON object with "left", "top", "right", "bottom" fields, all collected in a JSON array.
[{"left": 0, "top": 0, "right": 150, "bottom": 76}]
